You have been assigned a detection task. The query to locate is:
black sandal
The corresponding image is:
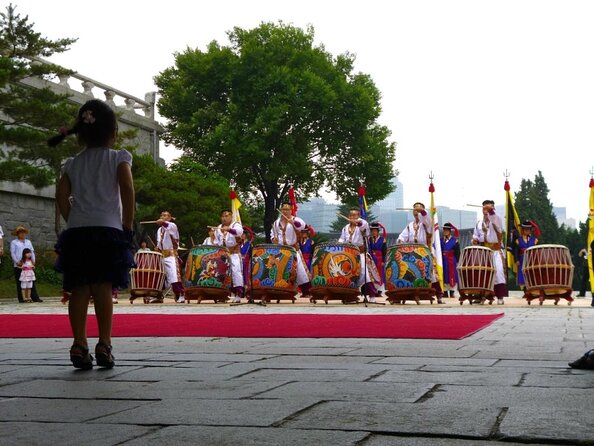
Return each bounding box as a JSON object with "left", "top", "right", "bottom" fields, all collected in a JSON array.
[
  {"left": 95, "top": 342, "right": 115, "bottom": 369},
  {"left": 70, "top": 343, "right": 93, "bottom": 370},
  {"left": 568, "top": 349, "right": 594, "bottom": 370}
]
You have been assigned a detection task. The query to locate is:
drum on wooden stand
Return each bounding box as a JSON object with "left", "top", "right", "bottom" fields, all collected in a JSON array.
[
  {"left": 522, "top": 244, "right": 574, "bottom": 305},
  {"left": 129, "top": 251, "right": 166, "bottom": 304},
  {"left": 457, "top": 246, "right": 495, "bottom": 305},
  {"left": 248, "top": 244, "right": 298, "bottom": 303},
  {"left": 184, "top": 245, "right": 232, "bottom": 303},
  {"left": 310, "top": 242, "right": 361, "bottom": 304},
  {"left": 384, "top": 243, "right": 435, "bottom": 304}
]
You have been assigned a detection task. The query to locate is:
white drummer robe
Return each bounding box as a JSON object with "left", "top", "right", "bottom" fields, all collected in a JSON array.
[
  {"left": 270, "top": 216, "right": 311, "bottom": 286},
  {"left": 214, "top": 222, "right": 244, "bottom": 288},
  {"left": 156, "top": 221, "right": 183, "bottom": 286},
  {"left": 338, "top": 219, "right": 378, "bottom": 287},
  {"left": 472, "top": 213, "right": 506, "bottom": 286},
  {"left": 397, "top": 213, "right": 439, "bottom": 282}
]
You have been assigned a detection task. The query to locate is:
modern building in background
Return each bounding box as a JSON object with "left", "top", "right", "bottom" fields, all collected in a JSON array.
[
  {"left": 299, "top": 177, "right": 478, "bottom": 235},
  {"left": 553, "top": 207, "right": 577, "bottom": 229}
]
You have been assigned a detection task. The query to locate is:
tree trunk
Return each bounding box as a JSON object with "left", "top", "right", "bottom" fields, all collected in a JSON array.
[{"left": 263, "top": 181, "right": 279, "bottom": 243}]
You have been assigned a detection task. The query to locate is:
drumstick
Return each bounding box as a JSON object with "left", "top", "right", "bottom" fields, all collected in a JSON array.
[
  {"left": 466, "top": 204, "right": 483, "bottom": 208},
  {"left": 139, "top": 220, "right": 160, "bottom": 224},
  {"left": 277, "top": 209, "right": 296, "bottom": 224},
  {"left": 395, "top": 208, "right": 414, "bottom": 211},
  {"left": 191, "top": 236, "right": 195, "bottom": 247},
  {"left": 147, "top": 236, "right": 157, "bottom": 249},
  {"left": 336, "top": 212, "right": 351, "bottom": 222}
]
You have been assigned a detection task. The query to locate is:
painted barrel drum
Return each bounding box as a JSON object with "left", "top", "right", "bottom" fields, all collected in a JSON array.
[
  {"left": 522, "top": 244, "right": 574, "bottom": 293},
  {"left": 250, "top": 244, "right": 298, "bottom": 291},
  {"left": 130, "top": 251, "right": 166, "bottom": 294},
  {"left": 384, "top": 243, "right": 433, "bottom": 290},
  {"left": 457, "top": 246, "right": 495, "bottom": 292},
  {"left": 310, "top": 242, "right": 361, "bottom": 290},
  {"left": 184, "top": 245, "right": 231, "bottom": 290}
]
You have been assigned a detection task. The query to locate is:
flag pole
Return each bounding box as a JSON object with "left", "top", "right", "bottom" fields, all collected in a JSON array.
[{"left": 429, "top": 172, "right": 443, "bottom": 291}]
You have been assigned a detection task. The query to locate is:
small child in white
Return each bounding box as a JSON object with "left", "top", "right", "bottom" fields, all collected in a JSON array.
[{"left": 19, "top": 248, "right": 36, "bottom": 303}]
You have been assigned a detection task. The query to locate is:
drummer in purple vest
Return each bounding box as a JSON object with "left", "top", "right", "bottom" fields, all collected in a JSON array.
[
  {"left": 472, "top": 200, "right": 508, "bottom": 304},
  {"left": 270, "top": 203, "right": 312, "bottom": 297},
  {"left": 440, "top": 222, "right": 460, "bottom": 298},
  {"left": 397, "top": 203, "right": 445, "bottom": 303},
  {"left": 338, "top": 208, "right": 380, "bottom": 302},
  {"left": 214, "top": 210, "right": 244, "bottom": 303},
  {"left": 368, "top": 222, "right": 386, "bottom": 296},
  {"left": 515, "top": 220, "right": 539, "bottom": 289}
]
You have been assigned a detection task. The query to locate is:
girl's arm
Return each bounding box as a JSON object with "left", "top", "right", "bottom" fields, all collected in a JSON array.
[
  {"left": 56, "top": 174, "right": 72, "bottom": 222},
  {"left": 117, "top": 162, "right": 135, "bottom": 231}
]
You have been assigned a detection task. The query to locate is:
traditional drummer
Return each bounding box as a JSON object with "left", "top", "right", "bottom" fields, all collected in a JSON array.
[
  {"left": 338, "top": 208, "right": 380, "bottom": 301},
  {"left": 213, "top": 209, "right": 244, "bottom": 303},
  {"left": 397, "top": 202, "right": 444, "bottom": 303},
  {"left": 472, "top": 200, "right": 508, "bottom": 304},
  {"left": 270, "top": 203, "right": 312, "bottom": 297},
  {"left": 156, "top": 210, "right": 185, "bottom": 303}
]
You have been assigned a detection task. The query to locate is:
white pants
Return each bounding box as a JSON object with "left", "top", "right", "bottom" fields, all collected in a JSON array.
[
  {"left": 356, "top": 253, "right": 375, "bottom": 287},
  {"left": 492, "top": 249, "right": 506, "bottom": 285},
  {"left": 21, "top": 280, "right": 33, "bottom": 289},
  {"left": 295, "top": 251, "right": 310, "bottom": 286},
  {"left": 163, "top": 256, "right": 182, "bottom": 286},
  {"left": 229, "top": 253, "right": 243, "bottom": 288}
]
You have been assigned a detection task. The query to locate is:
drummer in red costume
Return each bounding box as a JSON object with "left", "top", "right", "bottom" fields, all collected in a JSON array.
[
  {"left": 271, "top": 203, "right": 312, "bottom": 297},
  {"left": 440, "top": 222, "right": 460, "bottom": 298},
  {"left": 515, "top": 220, "right": 539, "bottom": 289},
  {"left": 368, "top": 222, "right": 386, "bottom": 297},
  {"left": 156, "top": 211, "right": 185, "bottom": 303},
  {"left": 472, "top": 200, "right": 508, "bottom": 304},
  {"left": 338, "top": 208, "right": 380, "bottom": 302}
]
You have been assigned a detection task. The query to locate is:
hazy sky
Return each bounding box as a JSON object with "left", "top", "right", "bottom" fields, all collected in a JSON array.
[{"left": 12, "top": 0, "right": 594, "bottom": 222}]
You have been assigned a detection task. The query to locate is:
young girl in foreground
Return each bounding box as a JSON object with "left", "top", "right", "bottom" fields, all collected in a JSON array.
[{"left": 50, "top": 99, "right": 135, "bottom": 369}]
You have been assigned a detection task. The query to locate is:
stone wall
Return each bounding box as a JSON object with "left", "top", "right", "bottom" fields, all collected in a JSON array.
[{"left": 0, "top": 61, "right": 163, "bottom": 250}]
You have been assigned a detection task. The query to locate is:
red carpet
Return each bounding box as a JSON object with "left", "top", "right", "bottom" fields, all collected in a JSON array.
[{"left": 0, "top": 313, "right": 503, "bottom": 339}]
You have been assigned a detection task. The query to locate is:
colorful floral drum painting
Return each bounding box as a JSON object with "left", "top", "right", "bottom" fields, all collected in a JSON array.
[
  {"left": 184, "top": 245, "right": 231, "bottom": 289},
  {"left": 250, "top": 244, "right": 297, "bottom": 290},
  {"left": 385, "top": 243, "right": 432, "bottom": 290},
  {"left": 311, "top": 242, "right": 360, "bottom": 289}
]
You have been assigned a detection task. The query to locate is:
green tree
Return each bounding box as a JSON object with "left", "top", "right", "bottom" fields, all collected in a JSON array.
[
  {"left": 155, "top": 22, "right": 396, "bottom": 241},
  {"left": 514, "top": 171, "right": 561, "bottom": 244},
  {"left": 0, "top": 4, "right": 78, "bottom": 236},
  {"left": 133, "top": 154, "right": 251, "bottom": 247}
]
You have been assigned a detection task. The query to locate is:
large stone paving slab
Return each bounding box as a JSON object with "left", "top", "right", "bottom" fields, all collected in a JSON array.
[
  {"left": 0, "top": 422, "right": 154, "bottom": 446},
  {"left": 373, "top": 369, "right": 523, "bottom": 386},
  {"left": 363, "top": 435, "right": 555, "bottom": 446},
  {"left": 0, "top": 397, "right": 149, "bottom": 422},
  {"left": 500, "top": 406, "right": 594, "bottom": 444},
  {"left": 254, "top": 381, "right": 434, "bottom": 403},
  {"left": 94, "top": 398, "right": 319, "bottom": 427},
  {"left": 421, "top": 385, "right": 592, "bottom": 411},
  {"left": 121, "top": 425, "right": 369, "bottom": 446},
  {"left": 282, "top": 401, "right": 498, "bottom": 437}
]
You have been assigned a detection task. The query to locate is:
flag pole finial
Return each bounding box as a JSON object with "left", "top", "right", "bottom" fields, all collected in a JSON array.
[
  {"left": 503, "top": 169, "right": 510, "bottom": 180},
  {"left": 428, "top": 171, "right": 434, "bottom": 181}
]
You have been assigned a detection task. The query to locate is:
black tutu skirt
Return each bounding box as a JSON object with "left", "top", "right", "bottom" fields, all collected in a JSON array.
[{"left": 55, "top": 227, "right": 136, "bottom": 292}]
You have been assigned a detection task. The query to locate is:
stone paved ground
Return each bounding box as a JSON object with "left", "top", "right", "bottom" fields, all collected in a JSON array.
[{"left": 0, "top": 292, "right": 592, "bottom": 445}]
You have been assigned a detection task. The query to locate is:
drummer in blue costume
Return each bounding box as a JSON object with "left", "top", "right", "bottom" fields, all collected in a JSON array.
[
  {"left": 515, "top": 220, "right": 539, "bottom": 289},
  {"left": 440, "top": 222, "right": 460, "bottom": 297}
]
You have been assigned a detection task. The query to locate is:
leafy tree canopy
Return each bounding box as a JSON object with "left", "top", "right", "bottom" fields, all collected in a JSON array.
[
  {"left": 155, "top": 21, "right": 396, "bottom": 240},
  {"left": 132, "top": 154, "right": 252, "bottom": 247}
]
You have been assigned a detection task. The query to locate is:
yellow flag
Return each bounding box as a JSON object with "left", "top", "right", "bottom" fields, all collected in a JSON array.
[{"left": 588, "top": 178, "right": 594, "bottom": 292}]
